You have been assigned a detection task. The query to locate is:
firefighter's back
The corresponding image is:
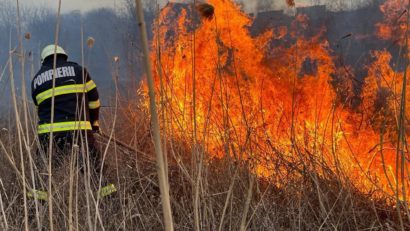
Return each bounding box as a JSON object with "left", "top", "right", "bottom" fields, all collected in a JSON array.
[{"left": 31, "top": 57, "right": 97, "bottom": 134}]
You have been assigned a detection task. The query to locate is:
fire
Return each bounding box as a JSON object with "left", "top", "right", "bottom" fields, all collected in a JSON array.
[
  {"left": 149, "top": 0, "right": 410, "bottom": 200},
  {"left": 376, "top": 0, "right": 409, "bottom": 45}
]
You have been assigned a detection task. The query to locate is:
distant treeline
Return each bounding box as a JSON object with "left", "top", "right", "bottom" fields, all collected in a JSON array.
[{"left": 0, "top": 0, "right": 156, "bottom": 112}]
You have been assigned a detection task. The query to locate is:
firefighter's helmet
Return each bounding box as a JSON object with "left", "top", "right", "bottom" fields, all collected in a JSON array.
[{"left": 41, "top": 45, "right": 67, "bottom": 63}]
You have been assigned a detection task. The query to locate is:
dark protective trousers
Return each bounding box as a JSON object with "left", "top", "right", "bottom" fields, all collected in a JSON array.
[{"left": 35, "top": 130, "right": 102, "bottom": 188}]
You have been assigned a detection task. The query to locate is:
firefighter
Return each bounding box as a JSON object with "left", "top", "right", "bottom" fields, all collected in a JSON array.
[{"left": 30, "top": 44, "right": 115, "bottom": 200}]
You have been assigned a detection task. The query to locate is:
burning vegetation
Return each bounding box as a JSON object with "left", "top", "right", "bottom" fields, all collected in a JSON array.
[
  {"left": 376, "top": 0, "right": 409, "bottom": 44},
  {"left": 151, "top": 0, "right": 410, "bottom": 210},
  {"left": 3, "top": 0, "right": 410, "bottom": 230}
]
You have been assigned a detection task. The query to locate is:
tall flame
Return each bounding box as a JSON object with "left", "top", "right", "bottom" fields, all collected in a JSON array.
[{"left": 149, "top": 0, "right": 410, "bottom": 200}]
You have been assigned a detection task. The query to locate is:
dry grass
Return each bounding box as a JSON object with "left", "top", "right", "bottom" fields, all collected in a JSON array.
[
  {"left": 0, "top": 105, "right": 407, "bottom": 230},
  {"left": 0, "top": 1, "right": 407, "bottom": 229}
]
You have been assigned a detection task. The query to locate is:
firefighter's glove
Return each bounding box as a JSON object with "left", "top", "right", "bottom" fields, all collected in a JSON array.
[{"left": 92, "top": 120, "right": 100, "bottom": 134}]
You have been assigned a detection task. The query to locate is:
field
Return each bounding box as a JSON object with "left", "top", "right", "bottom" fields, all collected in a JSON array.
[{"left": 1, "top": 0, "right": 410, "bottom": 230}]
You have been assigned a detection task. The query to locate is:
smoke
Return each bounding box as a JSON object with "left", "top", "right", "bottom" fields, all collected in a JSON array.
[
  {"left": 240, "top": 0, "right": 259, "bottom": 14},
  {"left": 232, "top": 0, "right": 375, "bottom": 13},
  {"left": 19, "top": 0, "right": 377, "bottom": 14}
]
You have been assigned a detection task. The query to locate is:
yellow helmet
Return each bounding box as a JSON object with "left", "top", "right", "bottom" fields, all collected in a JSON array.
[{"left": 41, "top": 44, "right": 67, "bottom": 63}]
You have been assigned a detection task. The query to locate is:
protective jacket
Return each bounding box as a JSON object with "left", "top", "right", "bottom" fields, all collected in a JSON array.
[{"left": 31, "top": 56, "right": 100, "bottom": 134}]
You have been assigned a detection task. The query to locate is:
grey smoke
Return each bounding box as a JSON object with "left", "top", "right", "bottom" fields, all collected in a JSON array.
[{"left": 232, "top": 0, "right": 374, "bottom": 14}]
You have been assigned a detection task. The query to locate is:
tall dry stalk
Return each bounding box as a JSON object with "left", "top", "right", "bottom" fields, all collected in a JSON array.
[
  {"left": 15, "top": 1, "right": 43, "bottom": 229},
  {"left": 0, "top": 180, "right": 8, "bottom": 230},
  {"left": 78, "top": 19, "right": 101, "bottom": 231},
  {"left": 47, "top": 1, "right": 62, "bottom": 230},
  {"left": 155, "top": 1, "right": 169, "bottom": 184},
  {"left": 134, "top": 0, "right": 174, "bottom": 230},
  {"left": 191, "top": 2, "right": 203, "bottom": 231},
  {"left": 217, "top": 169, "right": 238, "bottom": 231},
  {"left": 8, "top": 49, "right": 29, "bottom": 231},
  {"left": 8, "top": 4, "right": 33, "bottom": 230},
  {"left": 15, "top": 0, "right": 30, "bottom": 144},
  {"left": 394, "top": 4, "right": 410, "bottom": 230},
  {"left": 68, "top": 145, "right": 79, "bottom": 231},
  {"left": 239, "top": 171, "right": 255, "bottom": 231}
]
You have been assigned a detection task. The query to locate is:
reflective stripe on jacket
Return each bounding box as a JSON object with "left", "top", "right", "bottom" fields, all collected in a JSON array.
[{"left": 37, "top": 121, "right": 92, "bottom": 134}]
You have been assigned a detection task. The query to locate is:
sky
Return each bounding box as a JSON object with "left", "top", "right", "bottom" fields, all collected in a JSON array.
[{"left": 19, "top": 0, "right": 120, "bottom": 13}]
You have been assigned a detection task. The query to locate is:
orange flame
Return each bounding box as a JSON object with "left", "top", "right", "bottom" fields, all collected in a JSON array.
[
  {"left": 149, "top": 0, "right": 410, "bottom": 200},
  {"left": 376, "top": 0, "right": 409, "bottom": 46}
]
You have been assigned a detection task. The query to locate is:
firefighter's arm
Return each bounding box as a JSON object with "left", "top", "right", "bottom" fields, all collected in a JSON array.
[
  {"left": 84, "top": 70, "right": 101, "bottom": 131},
  {"left": 31, "top": 82, "right": 38, "bottom": 106}
]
